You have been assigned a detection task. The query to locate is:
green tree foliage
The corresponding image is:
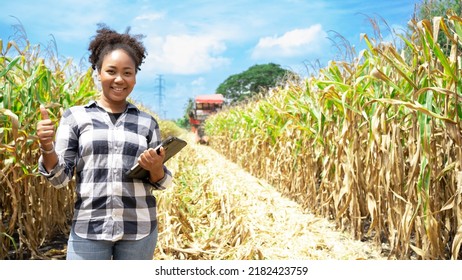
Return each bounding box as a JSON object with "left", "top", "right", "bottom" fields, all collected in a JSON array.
[
  {"left": 417, "top": 0, "right": 461, "bottom": 19},
  {"left": 415, "top": 0, "right": 462, "bottom": 56},
  {"left": 176, "top": 97, "right": 194, "bottom": 128},
  {"left": 216, "top": 63, "right": 296, "bottom": 105}
]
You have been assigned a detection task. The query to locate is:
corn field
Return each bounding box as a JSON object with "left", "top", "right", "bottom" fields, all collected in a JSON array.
[
  {"left": 205, "top": 14, "right": 462, "bottom": 260},
  {"left": 2, "top": 13, "right": 462, "bottom": 260},
  {"left": 0, "top": 38, "right": 98, "bottom": 259}
]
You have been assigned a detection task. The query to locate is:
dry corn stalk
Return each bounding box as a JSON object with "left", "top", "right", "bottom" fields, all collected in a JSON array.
[{"left": 205, "top": 14, "right": 462, "bottom": 259}]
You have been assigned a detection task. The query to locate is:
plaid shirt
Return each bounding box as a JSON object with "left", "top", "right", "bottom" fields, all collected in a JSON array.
[{"left": 39, "top": 101, "right": 172, "bottom": 241}]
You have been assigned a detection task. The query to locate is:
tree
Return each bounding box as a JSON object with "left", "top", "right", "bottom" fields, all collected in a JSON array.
[
  {"left": 216, "top": 63, "right": 296, "bottom": 105},
  {"left": 417, "top": 0, "right": 461, "bottom": 19},
  {"left": 176, "top": 98, "right": 194, "bottom": 128},
  {"left": 414, "top": 0, "right": 462, "bottom": 56}
]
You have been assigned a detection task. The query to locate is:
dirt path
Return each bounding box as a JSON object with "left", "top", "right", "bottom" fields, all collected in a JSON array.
[
  {"left": 191, "top": 142, "right": 386, "bottom": 260},
  {"left": 35, "top": 136, "right": 386, "bottom": 260}
]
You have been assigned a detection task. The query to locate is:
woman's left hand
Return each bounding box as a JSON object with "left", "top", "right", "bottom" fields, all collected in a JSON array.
[{"left": 138, "top": 147, "right": 166, "bottom": 182}]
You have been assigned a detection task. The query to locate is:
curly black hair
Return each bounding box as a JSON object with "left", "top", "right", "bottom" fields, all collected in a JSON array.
[{"left": 88, "top": 23, "right": 147, "bottom": 72}]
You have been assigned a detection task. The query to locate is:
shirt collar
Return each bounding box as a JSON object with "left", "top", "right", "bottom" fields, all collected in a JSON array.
[{"left": 84, "top": 100, "right": 139, "bottom": 112}]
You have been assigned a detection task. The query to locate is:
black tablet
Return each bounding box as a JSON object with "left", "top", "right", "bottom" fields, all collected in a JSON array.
[{"left": 126, "top": 136, "right": 187, "bottom": 179}]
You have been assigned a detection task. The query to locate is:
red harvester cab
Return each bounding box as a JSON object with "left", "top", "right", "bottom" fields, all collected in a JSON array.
[{"left": 189, "top": 94, "right": 224, "bottom": 144}]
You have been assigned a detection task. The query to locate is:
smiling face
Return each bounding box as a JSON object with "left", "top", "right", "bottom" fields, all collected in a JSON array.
[{"left": 97, "top": 49, "right": 136, "bottom": 111}]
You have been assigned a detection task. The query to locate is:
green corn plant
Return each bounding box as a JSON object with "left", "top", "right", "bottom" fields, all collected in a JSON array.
[
  {"left": 205, "top": 13, "right": 462, "bottom": 260},
  {"left": 0, "top": 38, "right": 97, "bottom": 259}
]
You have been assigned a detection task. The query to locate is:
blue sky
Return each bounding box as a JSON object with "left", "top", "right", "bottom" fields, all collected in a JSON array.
[{"left": 0, "top": 0, "right": 421, "bottom": 120}]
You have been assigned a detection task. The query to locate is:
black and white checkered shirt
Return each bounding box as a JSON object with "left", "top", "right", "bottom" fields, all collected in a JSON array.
[{"left": 39, "top": 100, "right": 172, "bottom": 241}]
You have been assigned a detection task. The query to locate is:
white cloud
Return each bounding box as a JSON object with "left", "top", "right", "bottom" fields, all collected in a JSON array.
[
  {"left": 251, "top": 24, "right": 329, "bottom": 59},
  {"left": 143, "top": 34, "right": 230, "bottom": 75},
  {"left": 134, "top": 12, "right": 165, "bottom": 22},
  {"left": 191, "top": 77, "right": 205, "bottom": 86}
]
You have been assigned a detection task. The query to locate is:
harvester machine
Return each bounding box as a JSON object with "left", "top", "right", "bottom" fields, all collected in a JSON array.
[{"left": 189, "top": 94, "right": 224, "bottom": 144}]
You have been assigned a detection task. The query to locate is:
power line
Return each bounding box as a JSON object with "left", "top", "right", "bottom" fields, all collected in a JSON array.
[{"left": 155, "top": 74, "right": 165, "bottom": 116}]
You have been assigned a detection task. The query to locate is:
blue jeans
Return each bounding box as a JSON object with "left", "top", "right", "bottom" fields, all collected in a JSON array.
[{"left": 66, "top": 226, "right": 158, "bottom": 260}]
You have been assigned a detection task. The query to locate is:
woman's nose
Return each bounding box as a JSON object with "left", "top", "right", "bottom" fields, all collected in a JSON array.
[{"left": 114, "top": 74, "right": 123, "bottom": 82}]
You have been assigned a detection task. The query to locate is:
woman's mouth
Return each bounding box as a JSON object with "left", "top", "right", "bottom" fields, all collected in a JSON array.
[{"left": 112, "top": 87, "right": 125, "bottom": 93}]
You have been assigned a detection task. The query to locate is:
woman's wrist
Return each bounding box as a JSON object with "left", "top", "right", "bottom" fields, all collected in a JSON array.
[
  {"left": 149, "top": 168, "right": 165, "bottom": 183},
  {"left": 39, "top": 142, "right": 55, "bottom": 154}
]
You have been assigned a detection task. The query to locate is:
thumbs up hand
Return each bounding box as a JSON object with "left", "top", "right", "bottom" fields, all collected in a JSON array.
[
  {"left": 40, "top": 104, "right": 50, "bottom": 120},
  {"left": 37, "top": 105, "right": 56, "bottom": 151}
]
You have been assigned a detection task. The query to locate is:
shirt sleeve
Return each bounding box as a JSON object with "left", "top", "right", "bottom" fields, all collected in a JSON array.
[
  {"left": 144, "top": 165, "right": 173, "bottom": 190},
  {"left": 38, "top": 108, "right": 78, "bottom": 189},
  {"left": 146, "top": 115, "right": 173, "bottom": 191}
]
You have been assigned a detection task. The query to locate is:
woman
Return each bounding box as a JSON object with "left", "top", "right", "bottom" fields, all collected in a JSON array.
[{"left": 37, "top": 25, "right": 172, "bottom": 260}]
